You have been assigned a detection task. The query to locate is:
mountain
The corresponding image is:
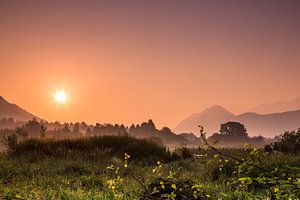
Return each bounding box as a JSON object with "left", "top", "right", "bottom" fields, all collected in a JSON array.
[
  {"left": 174, "top": 105, "right": 235, "bottom": 136},
  {"left": 174, "top": 105, "right": 300, "bottom": 137},
  {"left": 0, "top": 96, "right": 37, "bottom": 121},
  {"left": 249, "top": 96, "right": 300, "bottom": 114}
]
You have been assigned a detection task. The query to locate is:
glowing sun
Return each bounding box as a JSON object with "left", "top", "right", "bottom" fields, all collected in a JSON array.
[{"left": 54, "top": 91, "right": 67, "bottom": 104}]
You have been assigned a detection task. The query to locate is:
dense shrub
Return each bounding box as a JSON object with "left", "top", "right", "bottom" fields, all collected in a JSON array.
[
  {"left": 9, "top": 136, "right": 174, "bottom": 162},
  {"left": 266, "top": 128, "right": 300, "bottom": 154},
  {"left": 172, "top": 147, "right": 193, "bottom": 159}
]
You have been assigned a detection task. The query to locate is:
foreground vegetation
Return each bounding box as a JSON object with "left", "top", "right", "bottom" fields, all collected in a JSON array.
[{"left": 0, "top": 135, "right": 299, "bottom": 199}]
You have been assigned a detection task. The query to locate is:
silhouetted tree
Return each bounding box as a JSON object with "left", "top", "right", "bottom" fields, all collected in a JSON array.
[
  {"left": 220, "top": 122, "right": 248, "bottom": 138},
  {"left": 24, "top": 118, "right": 42, "bottom": 136},
  {"left": 207, "top": 122, "right": 252, "bottom": 147},
  {"left": 279, "top": 128, "right": 300, "bottom": 143},
  {"left": 268, "top": 128, "right": 300, "bottom": 153},
  {"left": 93, "top": 123, "right": 101, "bottom": 135},
  {"left": 81, "top": 121, "right": 88, "bottom": 133},
  {"left": 62, "top": 123, "right": 71, "bottom": 133},
  {"left": 73, "top": 122, "right": 80, "bottom": 133},
  {"left": 40, "top": 124, "right": 47, "bottom": 139},
  {"left": 161, "top": 127, "right": 172, "bottom": 133},
  {"left": 16, "top": 127, "right": 28, "bottom": 139},
  {"left": 147, "top": 119, "right": 156, "bottom": 130},
  {"left": 86, "top": 127, "right": 92, "bottom": 136}
]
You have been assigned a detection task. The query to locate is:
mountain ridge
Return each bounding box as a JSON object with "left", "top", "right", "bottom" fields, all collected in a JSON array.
[
  {"left": 0, "top": 96, "right": 38, "bottom": 121},
  {"left": 174, "top": 105, "right": 300, "bottom": 137},
  {"left": 249, "top": 96, "right": 300, "bottom": 114}
]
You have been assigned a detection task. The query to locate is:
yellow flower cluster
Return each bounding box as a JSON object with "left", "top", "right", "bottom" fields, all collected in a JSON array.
[
  {"left": 124, "top": 153, "right": 131, "bottom": 168},
  {"left": 107, "top": 176, "right": 124, "bottom": 191}
]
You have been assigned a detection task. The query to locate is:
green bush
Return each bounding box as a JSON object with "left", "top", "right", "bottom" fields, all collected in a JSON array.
[
  {"left": 9, "top": 136, "right": 173, "bottom": 162},
  {"left": 173, "top": 147, "right": 193, "bottom": 160}
]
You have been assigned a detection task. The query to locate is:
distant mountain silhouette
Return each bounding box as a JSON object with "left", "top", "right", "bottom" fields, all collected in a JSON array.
[
  {"left": 0, "top": 96, "right": 38, "bottom": 121},
  {"left": 249, "top": 96, "right": 300, "bottom": 114},
  {"left": 174, "top": 105, "right": 234, "bottom": 136},
  {"left": 174, "top": 105, "right": 300, "bottom": 137}
]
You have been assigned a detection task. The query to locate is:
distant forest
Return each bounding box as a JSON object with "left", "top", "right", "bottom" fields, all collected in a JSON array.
[
  {"left": 0, "top": 118, "right": 200, "bottom": 148},
  {"left": 0, "top": 118, "right": 275, "bottom": 149}
]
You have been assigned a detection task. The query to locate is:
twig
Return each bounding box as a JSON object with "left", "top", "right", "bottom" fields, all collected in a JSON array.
[
  {"left": 258, "top": 154, "right": 275, "bottom": 200},
  {"left": 198, "top": 125, "right": 300, "bottom": 196},
  {"left": 127, "top": 173, "right": 148, "bottom": 191},
  {"left": 200, "top": 132, "right": 276, "bottom": 177}
]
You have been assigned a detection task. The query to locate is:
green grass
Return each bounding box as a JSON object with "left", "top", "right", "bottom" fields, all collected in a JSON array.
[
  {"left": 0, "top": 136, "right": 299, "bottom": 199},
  {"left": 9, "top": 135, "right": 173, "bottom": 161}
]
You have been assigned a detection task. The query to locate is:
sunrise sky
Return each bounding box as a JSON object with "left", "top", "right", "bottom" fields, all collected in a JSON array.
[{"left": 0, "top": 0, "right": 299, "bottom": 128}]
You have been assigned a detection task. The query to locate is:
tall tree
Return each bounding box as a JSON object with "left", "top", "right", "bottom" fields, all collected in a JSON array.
[{"left": 220, "top": 122, "right": 248, "bottom": 138}]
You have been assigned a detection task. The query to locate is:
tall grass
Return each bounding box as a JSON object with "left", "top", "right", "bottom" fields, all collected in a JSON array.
[{"left": 9, "top": 135, "right": 174, "bottom": 162}]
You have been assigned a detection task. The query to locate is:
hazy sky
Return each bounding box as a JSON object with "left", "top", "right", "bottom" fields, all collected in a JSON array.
[{"left": 0, "top": 0, "right": 299, "bottom": 128}]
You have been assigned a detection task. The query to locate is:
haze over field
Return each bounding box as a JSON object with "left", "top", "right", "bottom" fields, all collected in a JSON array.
[
  {"left": 1, "top": 93, "right": 300, "bottom": 140},
  {"left": 0, "top": 1, "right": 300, "bottom": 199},
  {"left": 0, "top": 0, "right": 300, "bottom": 129}
]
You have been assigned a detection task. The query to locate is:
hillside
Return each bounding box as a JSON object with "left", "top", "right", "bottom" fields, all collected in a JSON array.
[
  {"left": 249, "top": 96, "right": 300, "bottom": 114},
  {"left": 174, "top": 105, "right": 300, "bottom": 137},
  {"left": 0, "top": 96, "right": 37, "bottom": 121}
]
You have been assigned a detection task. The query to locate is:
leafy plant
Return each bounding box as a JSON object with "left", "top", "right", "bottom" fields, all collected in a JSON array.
[{"left": 199, "top": 125, "right": 300, "bottom": 200}]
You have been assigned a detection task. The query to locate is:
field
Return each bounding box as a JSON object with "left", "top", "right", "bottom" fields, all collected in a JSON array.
[{"left": 0, "top": 136, "right": 299, "bottom": 200}]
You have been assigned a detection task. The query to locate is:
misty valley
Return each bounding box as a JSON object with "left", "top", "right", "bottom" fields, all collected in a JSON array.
[
  {"left": 1, "top": 0, "right": 299, "bottom": 199},
  {"left": 0, "top": 96, "right": 299, "bottom": 199}
]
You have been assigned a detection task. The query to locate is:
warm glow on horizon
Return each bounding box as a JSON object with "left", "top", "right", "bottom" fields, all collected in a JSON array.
[
  {"left": 54, "top": 91, "right": 67, "bottom": 104},
  {"left": 0, "top": 0, "right": 299, "bottom": 128}
]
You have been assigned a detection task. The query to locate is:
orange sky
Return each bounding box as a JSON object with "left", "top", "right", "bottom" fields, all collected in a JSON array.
[{"left": 0, "top": 0, "right": 299, "bottom": 128}]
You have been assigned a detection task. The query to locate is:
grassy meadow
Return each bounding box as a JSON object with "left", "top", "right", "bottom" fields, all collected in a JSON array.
[{"left": 0, "top": 136, "right": 299, "bottom": 200}]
